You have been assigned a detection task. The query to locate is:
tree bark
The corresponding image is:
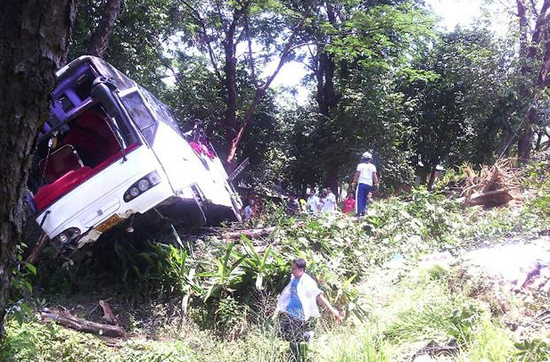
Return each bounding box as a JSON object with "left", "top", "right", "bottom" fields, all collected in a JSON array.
[
  {"left": 0, "top": 0, "right": 75, "bottom": 335},
  {"left": 87, "top": 0, "right": 123, "bottom": 57}
]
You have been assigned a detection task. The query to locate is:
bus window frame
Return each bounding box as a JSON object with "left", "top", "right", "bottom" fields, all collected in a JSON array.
[{"left": 119, "top": 88, "right": 159, "bottom": 145}]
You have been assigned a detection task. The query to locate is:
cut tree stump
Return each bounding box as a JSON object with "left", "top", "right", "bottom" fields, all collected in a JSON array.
[{"left": 39, "top": 310, "right": 126, "bottom": 338}]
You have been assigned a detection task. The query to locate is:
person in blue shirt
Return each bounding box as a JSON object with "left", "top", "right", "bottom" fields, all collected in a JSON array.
[{"left": 275, "top": 258, "right": 343, "bottom": 360}]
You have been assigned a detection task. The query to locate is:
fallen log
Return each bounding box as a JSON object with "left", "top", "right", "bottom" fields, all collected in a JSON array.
[
  {"left": 222, "top": 226, "right": 276, "bottom": 240},
  {"left": 39, "top": 310, "right": 126, "bottom": 338},
  {"left": 221, "top": 220, "right": 310, "bottom": 241}
]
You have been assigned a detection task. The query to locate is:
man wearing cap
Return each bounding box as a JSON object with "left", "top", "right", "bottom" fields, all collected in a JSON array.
[{"left": 352, "top": 151, "right": 378, "bottom": 216}]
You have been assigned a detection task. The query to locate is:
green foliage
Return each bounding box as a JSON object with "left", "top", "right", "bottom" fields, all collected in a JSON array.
[
  {"left": 514, "top": 339, "right": 550, "bottom": 362},
  {"left": 317, "top": 327, "right": 390, "bottom": 362},
  {"left": 401, "top": 28, "right": 518, "bottom": 172},
  {"left": 214, "top": 295, "right": 249, "bottom": 339},
  {"left": 0, "top": 320, "right": 193, "bottom": 362},
  {"left": 457, "top": 318, "right": 516, "bottom": 362},
  {"left": 239, "top": 235, "right": 288, "bottom": 291},
  {"left": 8, "top": 243, "right": 37, "bottom": 327},
  {"left": 522, "top": 156, "right": 550, "bottom": 220},
  {"left": 199, "top": 241, "right": 246, "bottom": 301},
  {"left": 383, "top": 281, "right": 476, "bottom": 343}
]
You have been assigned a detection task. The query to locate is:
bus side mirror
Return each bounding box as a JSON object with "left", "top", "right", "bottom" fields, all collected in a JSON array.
[{"left": 91, "top": 77, "right": 123, "bottom": 118}]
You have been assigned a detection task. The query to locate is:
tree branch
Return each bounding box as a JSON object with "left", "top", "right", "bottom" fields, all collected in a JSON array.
[
  {"left": 226, "top": 1, "right": 317, "bottom": 163},
  {"left": 528, "top": 0, "right": 550, "bottom": 58},
  {"left": 244, "top": 14, "right": 259, "bottom": 89},
  {"left": 87, "top": 0, "right": 123, "bottom": 57},
  {"left": 179, "top": 0, "right": 223, "bottom": 81}
]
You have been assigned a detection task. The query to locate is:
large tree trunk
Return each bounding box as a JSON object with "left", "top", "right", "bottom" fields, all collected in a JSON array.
[
  {"left": 513, "top": 0, "right": 550, "bottom": 161},
  {"left": 0, "top": 0, "right": 75, "bottom": 335},
  {"left": 87, "top": 0, "right": 123, "bottom": 57},
  {"left": 221, "top": 12, "right": 241, "bottom": 164},
  {"left": 518, "top": 121, "right": 534, "bottom": 163}
]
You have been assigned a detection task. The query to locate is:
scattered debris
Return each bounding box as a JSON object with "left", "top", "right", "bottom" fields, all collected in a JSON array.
[
  {"left": 462, "top": 159, "right": 520, "bottom": 208},
  {"left": 419, "top": 251, "right": 455, "bottom": 271},
  {"left": 411, "top": 339, "right": 459, "bottom": 361},
  {"left": 222, "top": 226, "right": 276, "bottom": 241}
]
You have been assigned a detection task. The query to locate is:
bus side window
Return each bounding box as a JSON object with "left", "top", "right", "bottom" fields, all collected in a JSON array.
[{"left": 121, "top": 91, "right": 158, "bottom": 144}]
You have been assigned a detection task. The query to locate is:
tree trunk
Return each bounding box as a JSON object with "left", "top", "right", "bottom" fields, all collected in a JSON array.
[
  {"left": 518, "top": 123, "right": 534, "bottom": 162},
  {"left": 512, "top": 0, "right": 550, "bottom": 161},
  {"left": 427, "top": 163, "right": 438, "bottom": 191},
  {"left": 87, "top": 0, "right": 123, "bottom": 57},
  {"left": 0, "top": 0, "right": 75, "bottom": 335},
  {"left": 222, "top": 13, "right": 240, "bottom": 163}
]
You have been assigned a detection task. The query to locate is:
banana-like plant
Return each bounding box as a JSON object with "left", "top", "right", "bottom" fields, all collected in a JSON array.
[
  {"left": 199, "top": 241, "right": 246, "bottom": 301},
  {"left": 239, "top": 235, "right": 287, "bottom": 291}
]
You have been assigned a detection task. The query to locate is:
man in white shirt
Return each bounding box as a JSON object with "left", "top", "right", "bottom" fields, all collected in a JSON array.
[
  {"left": 352, "top": 151, "right": 378, "bottom": 216},
  {"left": 320, "top": 188, "right": 336, "bottom": 213},
  {"left": 275, "top": 258, "right": 343, "bottom": 360},
  {"left": 306, "top": 190, "right": 320, "bottom": 214}
]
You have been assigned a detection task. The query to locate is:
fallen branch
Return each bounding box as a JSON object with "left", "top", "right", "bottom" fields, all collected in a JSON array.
[
  {"left": 26, "top": 233, "right": 50, "bottom": 265},
  {"left": 39, "top": 310, "right": 126, "bottom": 338},
  {"left": 99, "top": 300, "right": 118, "bottom": 325}
]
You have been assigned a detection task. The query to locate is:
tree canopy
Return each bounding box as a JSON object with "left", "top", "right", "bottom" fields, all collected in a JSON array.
[{"left": 64, "top": 0, "right": 550, "bottom": 193}]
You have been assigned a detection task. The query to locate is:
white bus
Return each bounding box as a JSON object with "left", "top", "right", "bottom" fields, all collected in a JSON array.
[{"left": 27, "top": 56, "right": 242, "bottom": 249}]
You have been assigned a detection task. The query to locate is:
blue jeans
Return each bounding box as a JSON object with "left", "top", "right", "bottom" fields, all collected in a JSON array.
[{"left": 356, "top": 183, "right": 373, "bottom": 215}]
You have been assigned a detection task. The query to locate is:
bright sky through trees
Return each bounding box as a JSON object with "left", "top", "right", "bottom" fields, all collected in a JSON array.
[
  {"left": 426, "top": 0, "right": 482, "bottom": 29},
  {"left": 271, "top": 0, "right": 502, "bottom": 105}
]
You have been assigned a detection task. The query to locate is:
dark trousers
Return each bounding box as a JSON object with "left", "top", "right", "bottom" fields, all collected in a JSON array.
[
  {"left": 278, "top": 313, "right": 314, "bottom": 362},
  {"left": 356, "top": 183, "right": 373, "bottom": 215}
]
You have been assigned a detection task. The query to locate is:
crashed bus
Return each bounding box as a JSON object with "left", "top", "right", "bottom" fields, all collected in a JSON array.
[{"left": 27, "top": 56, "right": 242, "bottom": 250}]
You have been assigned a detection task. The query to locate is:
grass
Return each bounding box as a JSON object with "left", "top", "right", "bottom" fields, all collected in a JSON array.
[
  {"left": 0, "top": 265, "right": 531, "bottom": 362},
  {"left": 3, "top": 157, "right": 550, "bottom": 361},
  {"left": 457, "top": 318, "right": 516, "bottom": 362}
]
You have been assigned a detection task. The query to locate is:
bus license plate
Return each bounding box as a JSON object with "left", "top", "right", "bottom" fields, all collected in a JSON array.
[{"left": 96, "top": 214, "right": 123, "bottom": 233}]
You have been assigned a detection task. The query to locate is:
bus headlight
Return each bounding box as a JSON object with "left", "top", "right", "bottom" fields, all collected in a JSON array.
[
  {"left": 129, "top": 187, "right": 140, "bottom": 197},
  {"left": 137, "top": 179, "right": 150, "bottom": 192},
  {"left": 124, "top": 171, "right": 161, "bottom": 202},
  {"left": 54, "top": 227, "right": 81, "bottom": 245}
]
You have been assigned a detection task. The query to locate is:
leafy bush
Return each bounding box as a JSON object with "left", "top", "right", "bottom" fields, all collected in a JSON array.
[{"left": 0, "top": 320, "right": 194, "bottom": 362}]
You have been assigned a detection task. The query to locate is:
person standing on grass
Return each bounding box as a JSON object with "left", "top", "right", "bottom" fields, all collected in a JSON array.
[
  {"left": 352, "top": 151, "right": 378, "bottom": 216},
  {"left": 275, "top": 258, "right": 344, "bottom": 361},
  {"left": 342, "top": 192, "right": 355, "bottom": 214},
  {"left": 306, "top": 190, "right": 320, "bottom": 214},
  {"left": 320, "top": 188, "right": 336, "bottom": 213}
]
